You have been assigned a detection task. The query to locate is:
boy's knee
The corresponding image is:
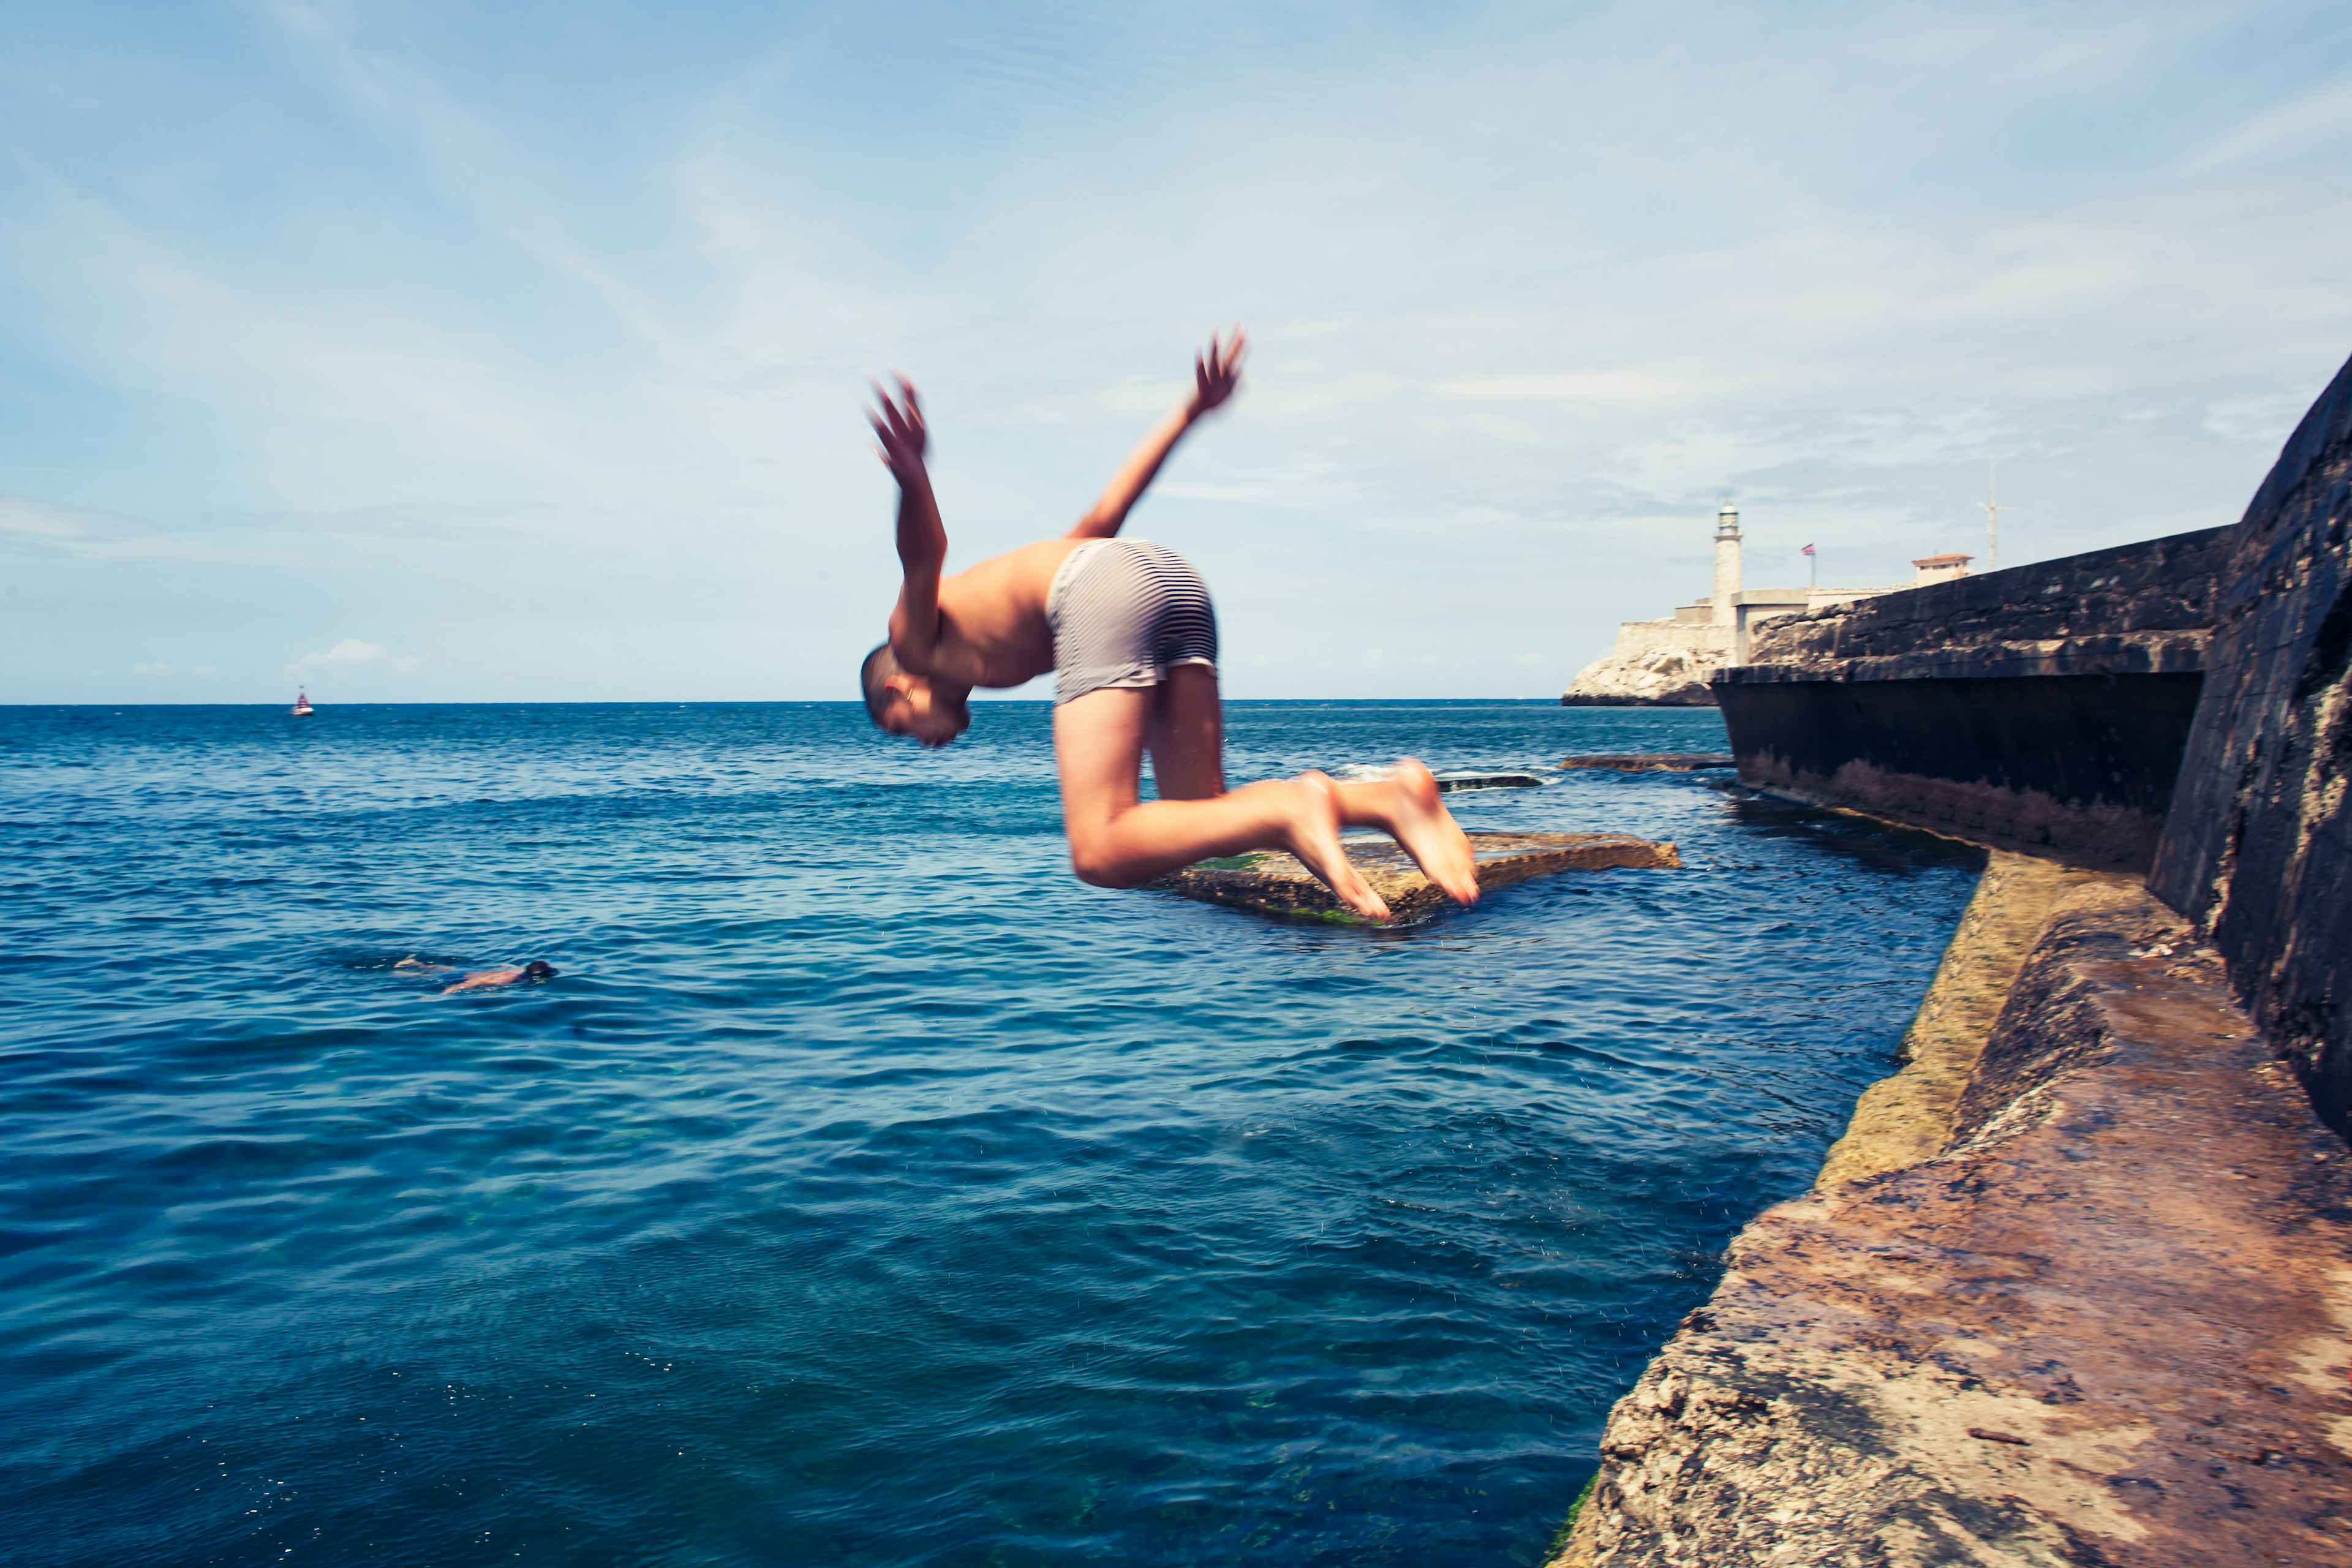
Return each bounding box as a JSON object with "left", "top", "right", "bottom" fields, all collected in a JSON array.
[{"left": 1067, "top": 835, "right": 1137, "bottom": 889}]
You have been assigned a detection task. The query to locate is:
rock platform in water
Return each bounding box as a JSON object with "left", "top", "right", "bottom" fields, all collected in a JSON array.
[
  {"left": 1151, "top": 830, "right": 1679, "bottom": 925},
  {"left": 1559, "top": 752, "right": 1735, "bottom": 772},
  {"left": 1433, "top": 771, "right": 1547, "bottom": 791}
]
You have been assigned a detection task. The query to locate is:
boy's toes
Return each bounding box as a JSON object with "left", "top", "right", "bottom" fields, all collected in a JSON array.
[
  {"left": 1294, "top": 772, "right": 1391, "bottom": 922},
  {"left": 1385, "top": 756, "right": 1480, "bottom": 905}
]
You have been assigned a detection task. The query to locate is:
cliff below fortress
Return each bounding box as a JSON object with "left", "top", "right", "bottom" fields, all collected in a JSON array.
[{"left": 1561, "top": 642, "right": 1726, "bottom": 706}]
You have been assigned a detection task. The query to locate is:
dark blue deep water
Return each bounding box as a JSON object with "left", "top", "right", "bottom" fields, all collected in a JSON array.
[{"left": 1, "top": 701, "right": 1980, "bottom": 1566}]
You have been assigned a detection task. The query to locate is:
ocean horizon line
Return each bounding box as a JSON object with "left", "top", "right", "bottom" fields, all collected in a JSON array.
[{"left": 1, "top": 694, "right": 1585, "bottom": 709}]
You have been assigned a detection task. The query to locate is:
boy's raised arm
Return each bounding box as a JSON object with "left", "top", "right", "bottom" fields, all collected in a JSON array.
[
  {"left": 1068, "top": 330, "right": 1246, "bottom": 540},
  {"left": 871, "top": 379, "right": 948, "bottom": 671}
]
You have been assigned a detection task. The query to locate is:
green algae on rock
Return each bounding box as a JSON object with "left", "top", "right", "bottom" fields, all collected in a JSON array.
[{"left": 1151, "top": 830, "right": 1680, "bottom": 925}]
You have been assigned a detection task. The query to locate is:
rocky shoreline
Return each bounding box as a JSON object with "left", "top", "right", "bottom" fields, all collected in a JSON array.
[
  {"left": 1551, "top": 863, "right": 2352, "bottom": 1564},
  {"left": 1560, "top": 646, "right": 1725, "bottom": 706}
]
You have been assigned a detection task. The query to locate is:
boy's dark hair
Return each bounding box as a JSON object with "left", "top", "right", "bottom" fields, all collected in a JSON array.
[
  {"left": 860, "top": 642, "right": 899, "bottom": 726},
  {"left": 523, "top": 960, "right": 556, "bottom": 981}
]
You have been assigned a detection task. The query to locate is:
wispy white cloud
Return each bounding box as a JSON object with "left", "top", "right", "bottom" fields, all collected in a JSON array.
[
  {"left": 2182, "top": 69, "right": 2352, "bottom": 173},
  {"left": 288, "top": 638, "right": 388, "bottom": 677},
  {"left": 981, "top": 377, "right": 1186, "bottom": 428},
  {"left": 0, "top": 498, "right": 90, "bottom": 539},
  {"left": 2204, "top": 393, "right": 2316, "bottom": 443},
  {"left": 2, "top": 1, "right": 2350, "bottom": 699}
]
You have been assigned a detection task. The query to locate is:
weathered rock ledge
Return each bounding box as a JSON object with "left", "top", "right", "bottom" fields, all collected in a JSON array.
[
  {"left": 1815, "top": 851, "right": 2105, "bottom": 1190},
  {"left": 1724, "top": 530, "right": 2232, "bottom": 673},
  {"left": 1550, "top": 869, "right": 2352, "bottom": 1567},
  {"left": 1151, "top": 830, "right": 1679, "bottom": 925},
  {"left": 1719, "top": 630, "right": 2210, "bottom": 686}
]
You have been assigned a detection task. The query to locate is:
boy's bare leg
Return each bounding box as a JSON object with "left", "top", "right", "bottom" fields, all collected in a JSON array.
[
  {"left": 1055, "top": 682, "right": 1390, "bottom": 919},
  {"left": 1145, "top": 666, "right": 1225, "bottom": 801},
  {"left": 1057, "top": 669, "right": 1479, "bottom": 916},
  {"left": 1142, "top": 671, "right": 1477, "bottom": 903}
]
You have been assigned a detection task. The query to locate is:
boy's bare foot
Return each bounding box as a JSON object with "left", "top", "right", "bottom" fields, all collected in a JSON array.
[
  {"left": 1287, "top": 772, "right": 1391, "bottom": 921},
  {"left": 1381, "top": 758, "right": 1480, "bottom": 906}
]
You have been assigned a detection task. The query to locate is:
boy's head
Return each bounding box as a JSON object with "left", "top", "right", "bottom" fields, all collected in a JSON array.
[
  {"left": 861, "top": 643, "right": 970, "bottom": 747},
  {"left": 522, "top": 960, "right": 557, "bottom": 982}
]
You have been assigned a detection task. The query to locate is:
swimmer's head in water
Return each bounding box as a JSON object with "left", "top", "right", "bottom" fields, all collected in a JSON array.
[
  {"left": 860, "top": 642, "right": 969, "bottom": 747},
  {"left": 524, "top": 960, "right": 557, "bottom": 981}
]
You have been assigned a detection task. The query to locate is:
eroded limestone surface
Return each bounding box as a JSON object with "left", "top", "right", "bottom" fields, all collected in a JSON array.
[
  {"left": 1151, "top": 831, "right": 1678, "bottom": 925},
  {"left": 1552, "top": 878, "right": 2352, "bottom": 1566}
]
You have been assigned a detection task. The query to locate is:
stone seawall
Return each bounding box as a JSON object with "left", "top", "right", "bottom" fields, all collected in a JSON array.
[
  {"left": 2151, "top": 351, "right": 2352, "bottom": 1138},
  {"left": 1719, "top": 673, "right": 2205, "bottom": 869},
  {"left": 1714, "top": 528, "right": 2232, "bottom": 869},
  {"left": 1556, "top": 353, "right": 2352, "bottom": 1562}
]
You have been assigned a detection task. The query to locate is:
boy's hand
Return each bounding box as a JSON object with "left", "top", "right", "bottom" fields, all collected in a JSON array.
[
  {"left": 869, "top": 377, "right": 930, "bottom": 488},
  {"left": 1187, "top": 329, "right": 1246, "bottom": 420}
]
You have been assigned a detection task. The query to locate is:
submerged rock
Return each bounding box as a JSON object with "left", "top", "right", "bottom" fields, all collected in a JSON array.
[
  {"left": 1559, "top": 753, "right": 1735, "bottom": 772},
  {"left": 1433, "top": 772, "right": 1547, "bottom": 791},
  {"left": 1151, "top": 830, "right": 1679, "bottom": 925}
]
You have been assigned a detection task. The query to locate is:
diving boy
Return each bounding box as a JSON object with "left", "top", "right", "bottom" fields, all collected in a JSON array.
[{"left": 860, "top": 331, "right": 1478, "bottom": 922}]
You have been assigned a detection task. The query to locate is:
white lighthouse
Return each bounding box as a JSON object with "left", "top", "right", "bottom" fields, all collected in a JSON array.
[
  {"left": 1711, "top": 505, "right": 1743, "bottom": 626},
  {"left": 1563, "top": 503, "right": 1908, "bottom": 704}
]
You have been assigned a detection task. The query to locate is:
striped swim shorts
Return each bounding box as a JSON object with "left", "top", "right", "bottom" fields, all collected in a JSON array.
[{"left": 1046, "top": 538, "right": 1220, "bottom": 706}]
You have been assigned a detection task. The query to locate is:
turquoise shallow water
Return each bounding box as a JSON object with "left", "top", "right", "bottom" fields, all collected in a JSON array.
[{"left": 0, "top": 701, "right": 1978, "bottom": 1566}]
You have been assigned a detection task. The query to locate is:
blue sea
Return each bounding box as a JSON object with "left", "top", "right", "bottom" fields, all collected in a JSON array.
[{"left": 0, "top": 701, "right": 1978, "bottom": 1566}]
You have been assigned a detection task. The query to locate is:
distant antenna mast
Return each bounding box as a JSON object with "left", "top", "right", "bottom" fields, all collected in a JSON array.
[{"left": 1980, "top": 461, "right": 2002, "bottom": 570}]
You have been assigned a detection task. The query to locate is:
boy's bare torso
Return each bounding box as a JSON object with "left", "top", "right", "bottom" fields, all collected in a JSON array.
[
  {"left": 862, "top": 331, "right": 1482, "bottom": 923},
  {"left": 895, "top": 537, "right": 1084, "bottom": 690}
]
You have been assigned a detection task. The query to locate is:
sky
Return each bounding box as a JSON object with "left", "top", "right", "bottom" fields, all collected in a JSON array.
[{"left": 3, "top": 0, "right": 2350, "bottom": 703}]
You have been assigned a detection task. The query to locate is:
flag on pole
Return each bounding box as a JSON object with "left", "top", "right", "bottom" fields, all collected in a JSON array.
[{"left": 1801, "top": 543, "right": 1815, "bottom": 556}]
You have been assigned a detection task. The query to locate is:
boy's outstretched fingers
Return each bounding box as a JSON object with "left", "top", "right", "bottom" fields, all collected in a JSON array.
[
  {"left": 1192, "top": 328, "right": 1246, "bottom": 415},
  {"left": 867, "top": 380, "right": 933, "bottom": 480}
]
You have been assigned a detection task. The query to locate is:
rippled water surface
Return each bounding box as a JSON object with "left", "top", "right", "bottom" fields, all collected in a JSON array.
[{"left": 1, "top": 701, "right": 1979, "bottom": 1566}]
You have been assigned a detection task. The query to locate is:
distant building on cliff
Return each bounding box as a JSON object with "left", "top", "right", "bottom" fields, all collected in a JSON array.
[
  {"left": 1911, "top": 551, "right": 1973, "bottom": 586},
  {"left": 1562, "top": 509, "right": 1956, "bottom": 706}
]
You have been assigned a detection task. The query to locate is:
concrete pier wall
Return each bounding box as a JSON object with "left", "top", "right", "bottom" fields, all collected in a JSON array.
[{"left": 1714, "top": 527, "right": 2233, "bottom": 868}]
